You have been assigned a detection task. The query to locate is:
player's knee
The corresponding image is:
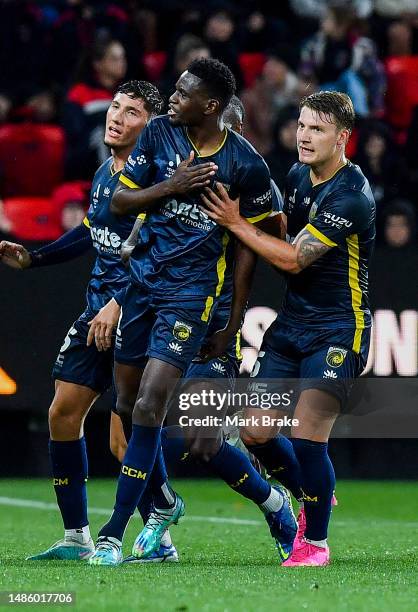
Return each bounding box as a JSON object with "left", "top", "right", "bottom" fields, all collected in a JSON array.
[
  {"left": 189, "top": 437, "right": 221, "bottom": 463},
  {"left": 48, "top": 400, "right": 83, "bottom": 436},
  {"left": 239, "top": 427, "right": 271, "bottom": 447},
  {"left": 132, "top": 388, "right": 166, "bottom": 427},
  {"left": 116, "top": 395, "right": 134, "bottom": 423}
]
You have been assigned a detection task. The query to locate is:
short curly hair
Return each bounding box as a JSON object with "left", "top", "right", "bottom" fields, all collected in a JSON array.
[
  {"left": 116, "top": 80, "right": 164, "bottom": 117},
  {"left": 187, "top": 58, "right": 236, "bottom": 111}
]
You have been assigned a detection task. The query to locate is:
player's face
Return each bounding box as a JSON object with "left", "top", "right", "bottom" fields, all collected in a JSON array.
[
  {"left": 297, "top": 106, "right": 347, "bottom": 166},
  {"left": 104, "top": 92, "right": 149, "bottom": 150},
  {"left": 168, "top": 71, "right": 210, "bottom": 126}
]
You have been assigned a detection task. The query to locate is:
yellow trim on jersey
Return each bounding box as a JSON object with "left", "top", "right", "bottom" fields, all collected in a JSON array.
[
  {"left": 186, "top": 127, "right": 228, "bottom": 158},
  {"left": 83, "top": 216, "right": 90, "bottom": 228},
  {"left": 346, "top": 234, "right": 364, "bottom": 353},
  {"left": 235, "top": 330, "right": 243, "bottom": 361},
  {"left": 305, "top": 223, "right": 337, "bottom": 247},
  {"left": 246, "top": 209, "right": 272, "bottom": 224},
  {"left": 119, "top": 174, "right": 141, "bottom": 189},
  {"left": 201, "top": 296, "right": 214, "bottom": 323},
  {"left": 310, "top": 161, "right": 348, "bottom": 187},
  {"left": 201, "top": 233, "right": 230, "bottom": 322}
]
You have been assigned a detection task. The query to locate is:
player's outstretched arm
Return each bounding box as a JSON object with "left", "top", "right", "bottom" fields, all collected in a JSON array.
[
  {"left": 201, "top": 183, "right": 331, "bottom": 274},
  {"left": 0, "top": 241, "right": 31, "bottom": 269},
  {"left": 110, "top": 151, "right": 217, "bottom": 215},
  {"left": 1, "top": 224, "right": 92, "bottom": 271}
]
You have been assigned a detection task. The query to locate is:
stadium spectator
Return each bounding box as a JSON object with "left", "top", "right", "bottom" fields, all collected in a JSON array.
[
  {"left": 300, "top": 5, "right": 370, "bottom": 116},
  {"left": 52, "top": 182, "right": 90, "bottom": 232},
  {"left": 241, "top": 52, "right": 301, "bottom": 155},
  {"left": 382, "top": 199, "right": 417, "bottom": 248},
  {"left": 159, "top": 34, "right": 210, "bottom": 101},
  {"left": 354, "top": 121, "right": 406, "bottom": 209},
  {"left": 203, "top": 9, "right": 243, "bottom": 90},
  {"left": 265, "top": 105, "right": 299, "bottom": 192},
  {"left": 63, "top": 34, "right": 127, "bottom": 180}
]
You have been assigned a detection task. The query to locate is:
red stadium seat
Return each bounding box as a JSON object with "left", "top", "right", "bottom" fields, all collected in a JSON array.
[
  {"left": 385, "top": 56, "right": 418, "bottom": 129},
  {"left": 143, "top": 51, "right": 167, "bottom": 82},
  {"left": 0, "top": 124, "right": 65, "bottom": 198},
  {"left": 3, "top": 197, "right": 62, "bottom": 241},
  {"left": 238, "top": 53, "right": 266, "bottom": 88}
]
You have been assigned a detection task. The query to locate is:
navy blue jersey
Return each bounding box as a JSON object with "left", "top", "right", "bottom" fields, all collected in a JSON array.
[
  {"left": 206, "top": 178, "right": 283, "bottom": 360},
  {"left": 83, "top": 157, "right": 137, "bottom": 313},
  {"left": 281, "top": 161, "right": 375, "bottom": 351},
  {"left": 120, "top": 115, "right": 272, "bottom": 303}
]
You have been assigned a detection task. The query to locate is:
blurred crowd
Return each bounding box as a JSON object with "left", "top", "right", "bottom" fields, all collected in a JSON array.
[{"left": 0, "top": 0, "right": 417, "bottom": 249}]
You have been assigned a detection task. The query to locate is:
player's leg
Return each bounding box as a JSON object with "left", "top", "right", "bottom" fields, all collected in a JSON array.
[
  {"left": 109, "top": 410, "right": 179, "bottom": 564},
  {"left": 281, "top": 389, "right": 338, "bottom": 567},
  {"left": 239, "top": 324, "right": 304, "bottom": 502},
  {"left": 282, "top": 338, "right": 363, "bottom": 567},
  {"left": 90, "top": 296, "right": 219, "bottom": 565},
  {"left": 27, "top": 311, "right": 111, "bottom": 561},
  {"left": 27, "top": 381, "right": 99, "bottom": 561},
  {"left": 91, "top": 358, "right": 183, "bottom": 564}
]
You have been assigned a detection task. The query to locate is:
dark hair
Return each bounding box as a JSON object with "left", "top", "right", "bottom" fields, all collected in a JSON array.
[
  {"left": 300, "top": 91, "right": 355, "bottom": 132},
  {"left": 75, "top": 33, "right": 122, "bottom": 84},
  {"left": 116, "top": 80, "right": 164, "bottom": 116},
  {"left": 187, "top": 58, "right": 236, "bottom": 111},
  {"left": 223, "top": 94, "right": 245, "bottom": 124}
]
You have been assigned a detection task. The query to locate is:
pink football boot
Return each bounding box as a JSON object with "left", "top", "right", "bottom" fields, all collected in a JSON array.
[
  {"left": 282, "top": 539, "right": 330, "bottom": 567},
  {"left": 293, "top": 494, "right": 338, "bottom": 552}
]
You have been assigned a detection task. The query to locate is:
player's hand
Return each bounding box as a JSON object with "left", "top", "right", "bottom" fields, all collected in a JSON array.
[
  {"left": 0, "top": 240, "right": 31, "bottom": 269},
  {"left": 196, "top": 327, "right": 234, "bottom": 363},
  {"left": 168, "top": 150, "right": 218, "bottom": 194},
  {"left": 87, "top": 298, "right": 120, "bottom": 351},
  {"left": 200, "top": 183, "right": 241, "bottom": 229}
]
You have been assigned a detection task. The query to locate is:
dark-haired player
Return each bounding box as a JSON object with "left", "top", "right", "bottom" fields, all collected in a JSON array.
[
  {"left": 117, "top": 95, "right": 287, "bottom": 564},
  {"left": 0, "top": 80, "right": 166, "bottom": 560},
  {"left": 90, "top": 59, "right": 297, "bottom": 566},
  {"left": 202, "top": 91, "right": 375, "bottom": 566}
]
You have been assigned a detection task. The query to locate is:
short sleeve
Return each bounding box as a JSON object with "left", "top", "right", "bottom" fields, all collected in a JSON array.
[
  {"left": 239, "top": 157, "right": 272, "bottom": 224},
  {"left": 271, "top": 179, "right": 284, "bottom": 213},
  {"left": 305, "top": 189, "right": 373, "bottom": 247},
  {"left": 119, "top": 121, "right": 156, "bottom": 190}
]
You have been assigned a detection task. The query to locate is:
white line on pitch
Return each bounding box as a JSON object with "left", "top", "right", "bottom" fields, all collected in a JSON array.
[
  {"left": 0, "top": 496, "right": 262, "bottom": 526},
  {"left": 1, "top": 496, "right": 417, "bottom": 529}
]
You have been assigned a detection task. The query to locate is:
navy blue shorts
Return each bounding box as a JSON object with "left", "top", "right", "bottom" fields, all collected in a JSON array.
[
  {"left": 251, "top": 317, "right": 371, "bottom": 406},
  {"left": 185, "top": 354, "right": 240, "bottom": 389},
  {"left": 52, "top": 308, "right": 114, "bottom": 395},
  {"left": 114, "top": 283, "right": 211, "bottom": 372}
]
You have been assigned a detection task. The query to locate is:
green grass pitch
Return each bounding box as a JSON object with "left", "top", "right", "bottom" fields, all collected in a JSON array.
[{"left": 1, "top": 479, "right": 417, "bottom": 611}]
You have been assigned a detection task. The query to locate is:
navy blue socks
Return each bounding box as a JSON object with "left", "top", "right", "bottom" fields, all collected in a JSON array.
[
  {"left": 49, "top": 437, "right": 88, "bottom": 529},
  {"left": 245, "top": 435, "right": 304, "bottom": 501},
  {"left": 207, "top": 440, "right": 271, "bottom": 504},
  {"left": 99, "top": 424, "right": 161, "bottom": 541},
  {"left": 292, "top": 438, "right": 335, "bottom": 541}
]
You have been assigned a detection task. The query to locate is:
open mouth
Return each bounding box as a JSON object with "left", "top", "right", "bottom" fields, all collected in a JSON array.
[
  {"left": 168, "top": 106, "right": 178, "bottom": 117},
  {"left": 107, "top": 126, "right": 122, "bottom": 137}
]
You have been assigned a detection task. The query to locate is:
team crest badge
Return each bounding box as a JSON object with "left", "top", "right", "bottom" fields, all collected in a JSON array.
[
  {"left": 326, "top": 346, "right": 347, "bottom": 368},
  {"left": 309, "top": 202, "right": 318, "bottom": 222},
  {"left": 173, "top": 321, "right": 192, "bottom": 342}
]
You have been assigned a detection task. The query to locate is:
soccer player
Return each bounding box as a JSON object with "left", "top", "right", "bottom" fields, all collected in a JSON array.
[
  {"left": 202, "top": 91, "right": 376, "bottom": 566},
  {"left": 89, "top": 59, "right": 297, "bottom": 566},
  {"left": 0, "top": 80, "right": 165, "bottom": 560},
  {"left": 115, "top": 95, "right": 287, "bottom": 564}
]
